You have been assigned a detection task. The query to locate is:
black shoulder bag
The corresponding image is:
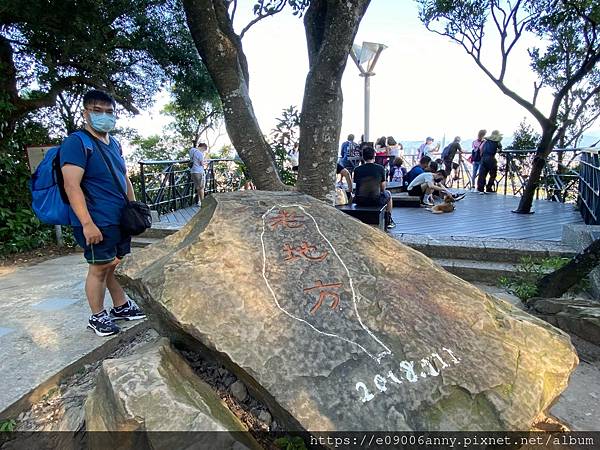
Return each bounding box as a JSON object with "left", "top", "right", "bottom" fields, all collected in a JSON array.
[{"left": 89, "top": 135, "right": 152, "bottom": 236}]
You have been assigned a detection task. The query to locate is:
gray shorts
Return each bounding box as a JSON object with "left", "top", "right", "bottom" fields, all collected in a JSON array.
[{"left": 191, "top": 171, "right": 205, "bottom": 189}]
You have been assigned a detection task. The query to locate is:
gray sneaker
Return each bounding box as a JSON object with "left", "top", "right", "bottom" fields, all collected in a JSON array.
[{"left": 88, "top": 311, "right": 120, "bottom": 337}]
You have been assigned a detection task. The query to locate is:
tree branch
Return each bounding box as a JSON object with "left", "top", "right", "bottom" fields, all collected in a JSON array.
[{"left": 240, "top": 0, "right": 287, "bottom": 39}]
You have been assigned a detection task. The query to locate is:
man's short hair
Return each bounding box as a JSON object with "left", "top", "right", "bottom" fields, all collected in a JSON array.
[
  {"left": 419, "top": 156, "right": 432, "bottom": 165},
  {"left": 426, "top": 136, "right": 434, "bottom": 142},
  {"left": 362, "top": 145, "right": 375, "bottom": 160},
  {"left": 198, "top": 142, "right": 208, "bottom": 149},
  {"left": 83, "top": 89, "right": 116, "bottom": 108},
  {"left": 428, "top": 161, "right": 439, "bottom": 172},
  {"left": 348, "top": 134, "right": 355, "bottom": 141}
]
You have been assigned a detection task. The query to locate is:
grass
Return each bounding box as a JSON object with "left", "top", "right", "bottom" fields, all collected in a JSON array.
[
  {"left": 0, "top": 419, "right": 17, "bottom": 432},
  {"left": 499, "top": 256, "right": 570, "bottom": 301}
]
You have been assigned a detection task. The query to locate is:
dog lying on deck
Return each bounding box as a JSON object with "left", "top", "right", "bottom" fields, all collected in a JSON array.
[{"left": 428, "top": 195, "right": 455, "bottom": 213}]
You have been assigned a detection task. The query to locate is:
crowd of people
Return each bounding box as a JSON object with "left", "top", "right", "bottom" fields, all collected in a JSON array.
[{"left": 334, "top": 129, "right": 505, "bottom": 227}]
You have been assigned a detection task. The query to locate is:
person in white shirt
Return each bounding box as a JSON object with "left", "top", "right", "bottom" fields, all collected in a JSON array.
[
  {"left": 407, "top": 161, "right": 464, "bottom": 205},
  {"left": 189, "top": 143, "right": 207, "bottom": 207}
]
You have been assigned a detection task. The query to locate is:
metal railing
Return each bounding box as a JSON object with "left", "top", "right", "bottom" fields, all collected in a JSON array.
[
  {"left": 138, "top": 158, "right": 243, "bottom": 216},
  {"left": 578, "top": 149, "right": 600, "bottom": 225},
  {"left": 138, "top": 147, "right": 600, "bottom": 224},
  {"left": 437, "top": 146, "right": 597, "bottom": 224}
]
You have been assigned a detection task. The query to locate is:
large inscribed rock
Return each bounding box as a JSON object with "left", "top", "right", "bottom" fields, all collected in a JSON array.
[{"left": 118, "top": 192, "right": 577, "bottom": 431}]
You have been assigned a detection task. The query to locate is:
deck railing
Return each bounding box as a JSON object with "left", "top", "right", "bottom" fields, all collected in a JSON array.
[
  {"left": 138, "top": 158, "right": 241, "bottom": 216},
  {"left": 578, "top": 149, "right": 600, "bottom": 225},
  {"left": 138, "top": 147, "right": 600, "bottom": 224}
]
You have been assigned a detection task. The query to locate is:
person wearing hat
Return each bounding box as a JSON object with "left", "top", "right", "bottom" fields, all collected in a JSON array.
[
  {"left": 477, "top": 130, "right": 503, "bottom": 194},
  {"left": 417, "top": 136, "right": 439, "bottom": 160}
]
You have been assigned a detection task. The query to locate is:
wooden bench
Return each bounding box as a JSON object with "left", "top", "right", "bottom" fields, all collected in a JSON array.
[
  {"left": 335, "top": 203, "right": 386, "bottom": 230},
  {"left": 392, "top": 192, "right": 421, "bottom": 208}
]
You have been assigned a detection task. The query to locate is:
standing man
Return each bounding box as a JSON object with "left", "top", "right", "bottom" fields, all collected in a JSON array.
[
  {"left": 352, "top": 146, "right": 396, "bottom": 229},
  {"left": 442, "top": 136, "right": 464, "bottom": 182},
  {"left": 339, "top": 134, "right": 359, "bottom": 170},
  {"left": 61, "top": 89, "right": 145, "bottom": 337},
  {"left": 477, "top": 130, "right": 503, "bottom": 194},
  {"left": 190, "top": 142, "right": 207, "bottom": 207}
]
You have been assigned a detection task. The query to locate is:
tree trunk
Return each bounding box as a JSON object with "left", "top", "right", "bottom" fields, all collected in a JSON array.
[
  {"left": 297, "top": 0, "right": 370, "bottom": 201},
  {"left": 514, "top": 126, "right": 557, "bottom": 213},
  {"left": 536, "top": 239, "right": 600, "bottom": 298},
  {"left": 182, "top": 0, "right": 286, "bottom": 191}
]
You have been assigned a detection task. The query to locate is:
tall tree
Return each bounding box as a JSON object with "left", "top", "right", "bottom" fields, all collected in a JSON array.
[
  {"left": 418, "top": 0, "right": 600, "bottom": 213},
  {"left": 182, "top": 0, "right": 370, "bottom": 200}
]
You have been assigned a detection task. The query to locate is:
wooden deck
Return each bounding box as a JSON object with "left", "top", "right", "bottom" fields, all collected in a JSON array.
[
  {"left": 152, "top": 193, "right": 583, "bottom": 242},
  {"left": 389, "top": 192, "right": 583, "bottom": 241}
]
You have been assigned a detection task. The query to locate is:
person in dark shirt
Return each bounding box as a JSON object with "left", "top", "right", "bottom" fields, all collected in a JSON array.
[
  {"left": 352, "top": 146, "right": 395, "bottom": 229},
  {"left": 404, "top": 156, "right": 432, "bottom": 186},
  {"left": 477, "top": 130, "right": 503, "bottom": 193},
  {"left": 442, "top": 136, "right": 464, "bottom": 182}
]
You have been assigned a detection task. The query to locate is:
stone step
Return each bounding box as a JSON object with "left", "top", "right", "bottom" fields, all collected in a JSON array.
[
  {"left": 131, "top": 237, "right": 162, "bottom": 248},
  {"left": 139, "top": 226, "right": 178, "bottom": 239},
  {"left": 399, "top": 234, "right": 576, "bottom": 264},
  {"left": 434, "top": 258, "right": 551, "bottom": 285}
]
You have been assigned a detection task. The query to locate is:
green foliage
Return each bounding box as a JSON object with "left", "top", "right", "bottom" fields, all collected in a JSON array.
[
  {"left": 507, "top": 119, "right": 541, "bottom": 151},
  {"left": 270, "top": 105, "right": 299, "bottom": 186},
  {"left": 162, "top": 78, "right": 223, "bottom": 149},
  {"left": 0, "top": 419, "right": 17, "bottom": 432},
  {"left": 417, "top": 0, "right": 600, "bottom": 152},
  {"left": 499, "top": 256, "right": 570, "bottom": 301},
  {"left": 0, "top": 0, "right": 217, "bottom": 144},
  {"left": 0, "top": 118, "right": 57, "bottom": 256},
  {"left": 274, "top": 435, "right": 307, "bottom": 450}
]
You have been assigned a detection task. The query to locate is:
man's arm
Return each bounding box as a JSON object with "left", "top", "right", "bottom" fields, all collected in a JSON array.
[
  {"left": 61, "top": 164, "right": 103, "bottom": 245},
  {"left": 126, "top": 177, "right": 136, "bottom": 201}
]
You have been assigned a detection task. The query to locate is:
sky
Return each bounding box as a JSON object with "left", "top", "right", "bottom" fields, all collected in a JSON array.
[{"left": 123, "top": 0, "right": 599, "bottom": 153}]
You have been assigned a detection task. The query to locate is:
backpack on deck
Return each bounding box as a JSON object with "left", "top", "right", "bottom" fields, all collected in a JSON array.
[
  {"left": 441, "top": 144, "right": 452, "bottom": 160},
  {"left": 30, "top": 131, "right": 94, "bottom": 225}
]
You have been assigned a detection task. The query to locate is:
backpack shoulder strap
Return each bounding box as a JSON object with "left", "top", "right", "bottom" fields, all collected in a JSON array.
[{"left": 71, "top": 130, "right": 94, "bottom": 160}]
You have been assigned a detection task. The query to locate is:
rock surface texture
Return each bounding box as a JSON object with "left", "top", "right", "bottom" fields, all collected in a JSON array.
[
  {"left": 528, "top": 297, "right": 600, "bottom": 344},
  {"left": 85, "top": 338, "right": 257, "bottom": 449},
  {"left": 118, "top": 192, "right": 578, "bottom": 431}
]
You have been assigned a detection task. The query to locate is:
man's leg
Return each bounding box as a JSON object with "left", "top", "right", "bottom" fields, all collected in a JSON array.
[
  {"left": 86, "top": 262, "right": 116, "bottom": 315},
  {"left": 106, "top": 262, "right": 127, "bottom": 308},
  {"left": 477, "top": 160, "right": 489, "bottom": 192},
  {"left": 486, "top": 158, "right": 498, "bottom": 192},
  {"left": 472, "top": 162, "right": 480, "bottom": 188}
]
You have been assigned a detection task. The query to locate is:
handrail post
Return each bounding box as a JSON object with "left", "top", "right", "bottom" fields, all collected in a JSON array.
[{"left": 139, "top": 162, "right": 147, "bottom": 205}]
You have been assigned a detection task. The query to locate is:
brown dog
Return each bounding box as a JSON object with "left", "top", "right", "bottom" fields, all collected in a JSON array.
[{"left": 429, "top": 195, "right": 455, "bottom": 213}]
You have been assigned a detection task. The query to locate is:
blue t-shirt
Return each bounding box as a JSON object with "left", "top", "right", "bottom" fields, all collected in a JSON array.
[
  {"left": 60, "top": 133, "right": 127, "bottom": 227},
  {"left": 405, "top": 165, "right": 425, "bottom": 185}
]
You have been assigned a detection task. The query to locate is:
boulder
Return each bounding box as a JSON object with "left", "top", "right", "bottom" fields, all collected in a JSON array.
[
  {"left": 118, "top": 191, "right": 578, "bottom": 431},
  {"left": 85, "top": 337, "right": 258, "bottom": 449},
  {"left": 527, "top": 297, "right": 600, "bottom": 344}
]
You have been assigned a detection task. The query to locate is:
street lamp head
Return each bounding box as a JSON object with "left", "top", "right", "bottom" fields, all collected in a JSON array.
[{"left": 350, "top": 41, "right": 387, "bottom": 75}]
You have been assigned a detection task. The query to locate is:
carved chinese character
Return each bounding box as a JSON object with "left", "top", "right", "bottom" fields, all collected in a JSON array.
[
  {"left": 267, "top": 210, "right": 305, "bottom": 230},
  {"left": 282, "top": 242, "right": 329, "bottom": 262},
  {"left": 303, "top": 280, "right": 342, "bottom": 315}
]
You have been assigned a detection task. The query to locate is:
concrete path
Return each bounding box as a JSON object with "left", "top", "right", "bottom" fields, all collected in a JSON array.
[{"left": 0, "top": 254, "right": 143, "bottom": 415}]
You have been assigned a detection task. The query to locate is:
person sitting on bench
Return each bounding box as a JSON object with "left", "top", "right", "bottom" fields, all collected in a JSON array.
[
  {"left": 352, "top": 145, "right": 396, "bottom": 229},
  {"left": 336, "top": 162, "right": 353, "bottom": 199}
]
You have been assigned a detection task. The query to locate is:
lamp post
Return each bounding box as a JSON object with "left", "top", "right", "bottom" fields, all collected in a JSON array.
[{"left": 350, "top": 41, "right": 387, "bottom": 143}]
